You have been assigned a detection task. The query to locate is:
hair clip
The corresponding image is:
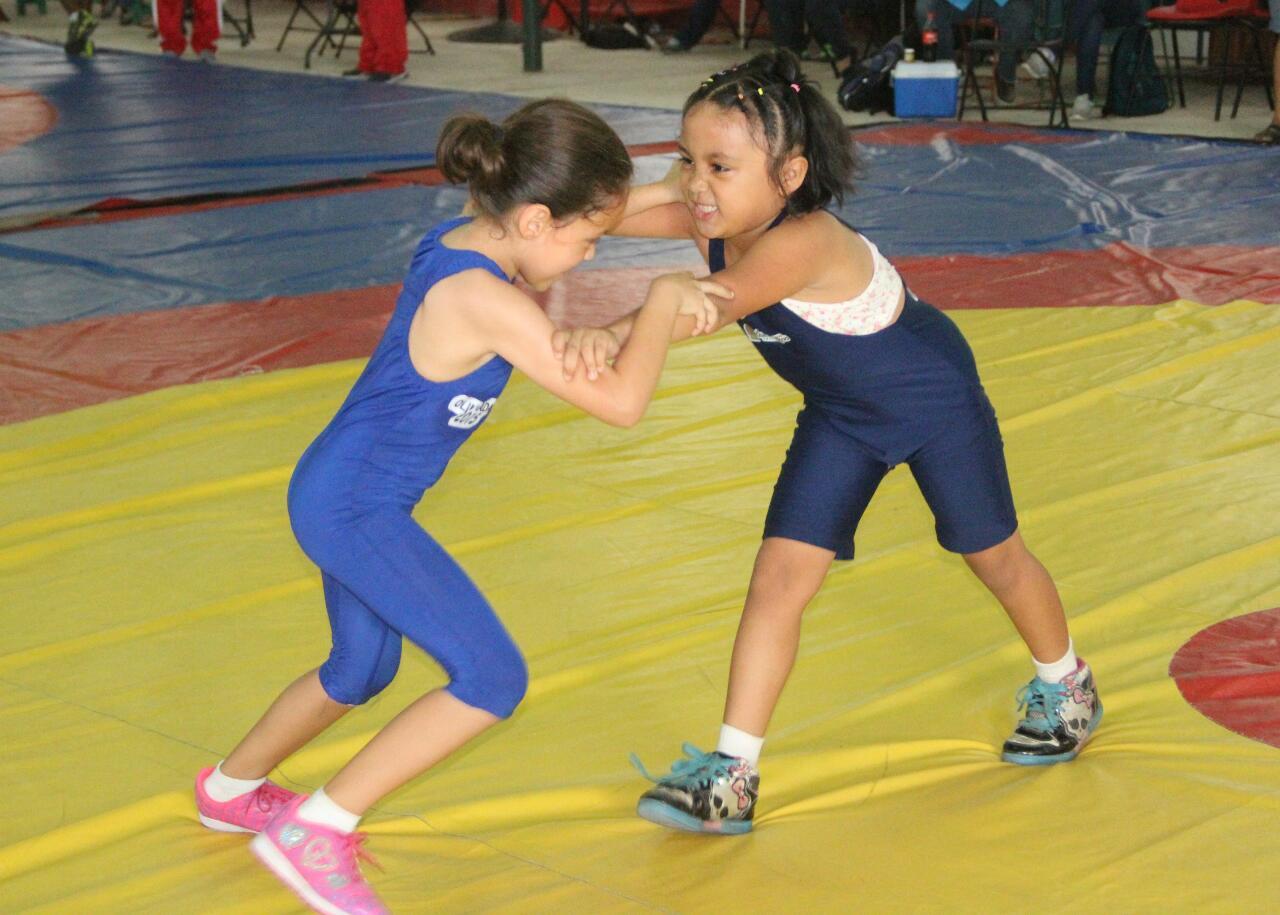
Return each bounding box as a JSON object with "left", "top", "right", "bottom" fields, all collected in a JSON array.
[
  {"left": 791, "top": 83, "right": 801, "bottom": 93},
  {"left": 757, "top": 87, "right": 765, "bottom": 96}
]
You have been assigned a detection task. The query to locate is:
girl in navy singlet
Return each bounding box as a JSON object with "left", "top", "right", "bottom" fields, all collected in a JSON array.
[
  {"left": 557, "top": 51, "right": 1102, "bottom": 835},
  {"left": 193, "top": 100, "right": 730, "bottom": 912}
]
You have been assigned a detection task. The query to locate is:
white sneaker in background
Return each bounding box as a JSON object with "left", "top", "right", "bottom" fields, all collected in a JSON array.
[
  {"left": 1019, "top": 47, "right": 1056, "bottom": 80},
  {"left": 1072, "top": 93, "right": 1101, "bottom": 120}
]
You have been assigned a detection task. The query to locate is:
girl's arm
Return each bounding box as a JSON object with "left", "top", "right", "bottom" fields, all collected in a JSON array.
[
  {"left": 687, "top": 216, "right": 837, "bottom": 331},
  {"left": 610, "top": 161, "right": 696, "bottom": 239},
  {"left": 556, "top": 215, "right": 833, "bottom": 377},
  {"left": 468, "top": 272, "right": 729, "bottom": 428}
]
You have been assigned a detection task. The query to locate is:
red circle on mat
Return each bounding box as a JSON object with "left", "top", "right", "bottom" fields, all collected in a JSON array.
[
  {"left": 1170, "top": 607, "right": 1280, "bottom": 749},
  {"left": 0, "top": 85, "right": 59, "bottom": 154}
]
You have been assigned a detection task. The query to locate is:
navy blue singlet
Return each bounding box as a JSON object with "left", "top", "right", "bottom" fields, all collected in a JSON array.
[{"left": 710, "top": 221, "right": 1018, "bottom": 560}]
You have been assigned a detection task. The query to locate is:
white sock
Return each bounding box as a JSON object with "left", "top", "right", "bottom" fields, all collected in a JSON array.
[
  {"left": 717, "top": 723, "right": 764, "bottom": 767},
  {"left": 1034, "top": 639, "right": 1078, "bottom": 684},
  {"left": 297, "top": 787, "right": 361, "bottom": 834},
  {"left": 204, "top": 761, "right": 266, "bottom": 803}
]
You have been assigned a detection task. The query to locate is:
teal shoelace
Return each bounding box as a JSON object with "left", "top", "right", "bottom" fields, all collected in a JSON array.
[
  {"left": 631, "top": 743, "right": 726, "bottom": 786},
  {"left": 1014, "top": 679, "right": 1069, "bottom": 733}
]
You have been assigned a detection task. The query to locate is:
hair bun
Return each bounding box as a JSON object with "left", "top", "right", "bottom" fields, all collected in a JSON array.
[
  {"left": 436, "top": 115, "right": 506, "bottom": 190},
  {"left": 760, "top": 47, "right": 804, "bottom": 85}
]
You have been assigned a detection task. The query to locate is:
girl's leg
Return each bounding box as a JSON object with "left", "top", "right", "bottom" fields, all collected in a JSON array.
[
  {"left": 250, "top": 517, "right": 525, "bottom": 909},
  {"left": 305, "top": 512, "right": 527, "bottom": 816},
  {"left": 966, "top": 534, "right": 1101, "bottom": 766},
  {"left": 639, "top": 412, "right": 872, "bottom": 833},
  {"left": 324, "top": 689, "right": 498, "bottom": 814},
  {"left": 962, "top": 528, "right": 1070, "bottom": 664},
  {"left": 220, "top": 668, "right": 351, "bottom": 780},
  {"left": 221, "top": 571, "right": 402, "bottom": 779},
  {"left": 636, "top": 536, "right": 832, "bottom": 835},
  {"left": 722, "top": 537, "right": 836, "bottom": 737},
  {"left": 722, "top": 413, "right": 883, "bottom": 737}
]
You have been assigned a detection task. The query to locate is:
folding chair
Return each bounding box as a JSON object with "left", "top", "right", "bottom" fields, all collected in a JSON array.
[
  {"left": 958, "top": 0, "right": 1071, "bottom": 126},
  {"left": 1147, "top": 0, "right": 1274, "bottom": 119},
  {"left": 221, "top": 0, "right": 254, "bottom": 46},
  {"left": 276, "top": 0, "right": 329, "bottom": 54}
]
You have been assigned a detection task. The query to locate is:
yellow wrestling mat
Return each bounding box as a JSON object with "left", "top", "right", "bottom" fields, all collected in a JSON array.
[{"left": 3, "top": 301, "right": 1280, "bottom": 912}]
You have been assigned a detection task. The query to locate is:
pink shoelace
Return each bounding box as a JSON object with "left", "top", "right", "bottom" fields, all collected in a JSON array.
[{"left": 251, "top": 781, "right": 296, "bottom": 814}]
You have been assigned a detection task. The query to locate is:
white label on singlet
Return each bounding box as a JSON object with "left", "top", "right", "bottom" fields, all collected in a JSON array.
[
  {"left": 742, "top": 325, "right": 791, "bottom": 345},
  {"left": 447, "top": 395, "right": 497, "bottom": 429}
]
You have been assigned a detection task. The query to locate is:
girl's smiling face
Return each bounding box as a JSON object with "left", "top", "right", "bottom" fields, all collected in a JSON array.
[{"left": 677, "top": 101, "right": 804, "bottom": 242}]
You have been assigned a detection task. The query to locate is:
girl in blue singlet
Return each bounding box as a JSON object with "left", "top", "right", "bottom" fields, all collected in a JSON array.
[
  {"left": 557, "top": 51, "right": 1103, "bottom": 836},
  {"left": 192, "top": 99, "right": 729, "bottom": 913}
]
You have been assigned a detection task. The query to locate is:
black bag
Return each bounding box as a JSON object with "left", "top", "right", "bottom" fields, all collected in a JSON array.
[
  {"left": 838, "top": 36, "right": 905, "bottom": 115},
  {"left": 582, "top": 22, "right": 649, "bottom": 50},
  {"left": 1104, "top": 26, "right": 1169, "bottom": 117}
]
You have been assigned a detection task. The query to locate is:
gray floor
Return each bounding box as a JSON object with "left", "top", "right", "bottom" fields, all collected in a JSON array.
[{"left": 3, "top": 0, "right": 1274, "bottom": 140}]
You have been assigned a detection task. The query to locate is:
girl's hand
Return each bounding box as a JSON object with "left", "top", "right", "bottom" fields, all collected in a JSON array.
[
  {"left": 655, "top": 272, "right": 734, "bottom": 336},
  {"left": 552, "top": 327, "right": 621, "bottom": 381},
  {"left": 660, "top": 158, "right": 686, "bottom": 204}
]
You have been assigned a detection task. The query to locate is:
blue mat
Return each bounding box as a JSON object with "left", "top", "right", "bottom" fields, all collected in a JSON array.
[
  {"left": 6, "top": 129, "right": 1279, "bottom": 331},
  {"left": 0, "top": 36, "right": 681, "bottom": 220}
]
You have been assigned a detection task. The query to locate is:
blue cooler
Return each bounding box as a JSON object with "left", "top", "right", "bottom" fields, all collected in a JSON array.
[{"left": 892, "top": 61, "right": 959, "bottom": 118}]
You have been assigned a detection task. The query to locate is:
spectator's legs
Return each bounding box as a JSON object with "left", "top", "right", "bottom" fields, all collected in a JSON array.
[
  {"left": 1070, "top": 0, "right": 1104, "bottom": 96},
  {"left": 993, "top": 0, "right": 1033, "bottom": 84},
  {"left": 804, "top": 0, "right": 855, "bottom": 69},
  {"left": 675, "top": 0, "right": 720, "bottom": 47},
  {"left": 1273, "top": 35, "right": 1280, "bottom": 127},
  {"left": 1262, "top": 24, "right": 1280, "bottom": 139},
  {"left": 190, "top": 0, "right": 222, "bottom": 55},
  {"left": 357, "top": 0, "right": 379, "bottom": 73},
  {"left": 765, "top": 0, "right": 807, "bottom": 52},
  {"left": 356, "top": 0, "right": 407, "bottom": 76},
  {"left": 153, "top": 0, "right": 188, "bottom": 55}
]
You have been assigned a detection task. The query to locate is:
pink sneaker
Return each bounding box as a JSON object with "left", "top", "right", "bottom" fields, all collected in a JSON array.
[
  {"left": 194, "top": 766, "right": 299, "bottom": 834},
  {"left": 251, "top": 795, "right": 389, "bottom": 915}
]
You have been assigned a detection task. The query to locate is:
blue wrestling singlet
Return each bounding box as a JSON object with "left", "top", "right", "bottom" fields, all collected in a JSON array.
[{"left": 286, "top": 217, "right": 528, "bottom": 716}]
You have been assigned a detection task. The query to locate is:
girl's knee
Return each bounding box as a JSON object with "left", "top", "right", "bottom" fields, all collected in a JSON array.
[
  {"left": 751, "top": 538, "right": 832, "bottom": 604},
  {"left": 963, "top": 530, "right": 1032, "bottom": 588},
  {"left": 319, "top": 651, "right": 402, "bottom": 706},
  {"left": 452, "top": 648, "right": 529, "bottom": 719}
]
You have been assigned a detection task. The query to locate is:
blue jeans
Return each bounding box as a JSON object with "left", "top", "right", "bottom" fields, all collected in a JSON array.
[
  {"left": 675, "top": 0, "right": 721, "bottom": 47},
  {"left": 1069, "top": 0, "right": 1145, "bottom": 96},
  {"left": 765, "top": 0, "right": 854, "bottom": 62}
]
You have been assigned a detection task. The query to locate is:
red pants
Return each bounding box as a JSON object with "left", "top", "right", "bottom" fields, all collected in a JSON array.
[
  {"left": 153, "top": 0, "right": 221, "bottom": 55},
  {"left": 357, "top": 0, "right": 408, "bottom": 76}
]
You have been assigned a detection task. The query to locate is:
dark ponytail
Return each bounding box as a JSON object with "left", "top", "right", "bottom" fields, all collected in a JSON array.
[
  {"left": 684, "top": 49, "right": 861, "bottom": 216},
  {"left": 437, "top": 99, "right": 633, "bottom": 222}
]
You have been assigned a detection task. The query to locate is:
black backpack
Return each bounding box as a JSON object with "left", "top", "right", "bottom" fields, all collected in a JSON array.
[
  {"left": 838, "top": 37, "right": 905, "bottom": 115},
  {"left": 1105, "top": 26, "right": 1169, "bottom": 117}
]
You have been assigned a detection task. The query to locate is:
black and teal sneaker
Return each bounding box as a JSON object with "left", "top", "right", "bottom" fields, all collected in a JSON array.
[
  {"left": 633, "top": 743, "right": 759, "bottom": 835},
  {"left": 1002, "top": 660, "right": 1102, "bottom": 765},
  {"left": 64, "top": 10, "right": 98, "bottom": 58}
]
